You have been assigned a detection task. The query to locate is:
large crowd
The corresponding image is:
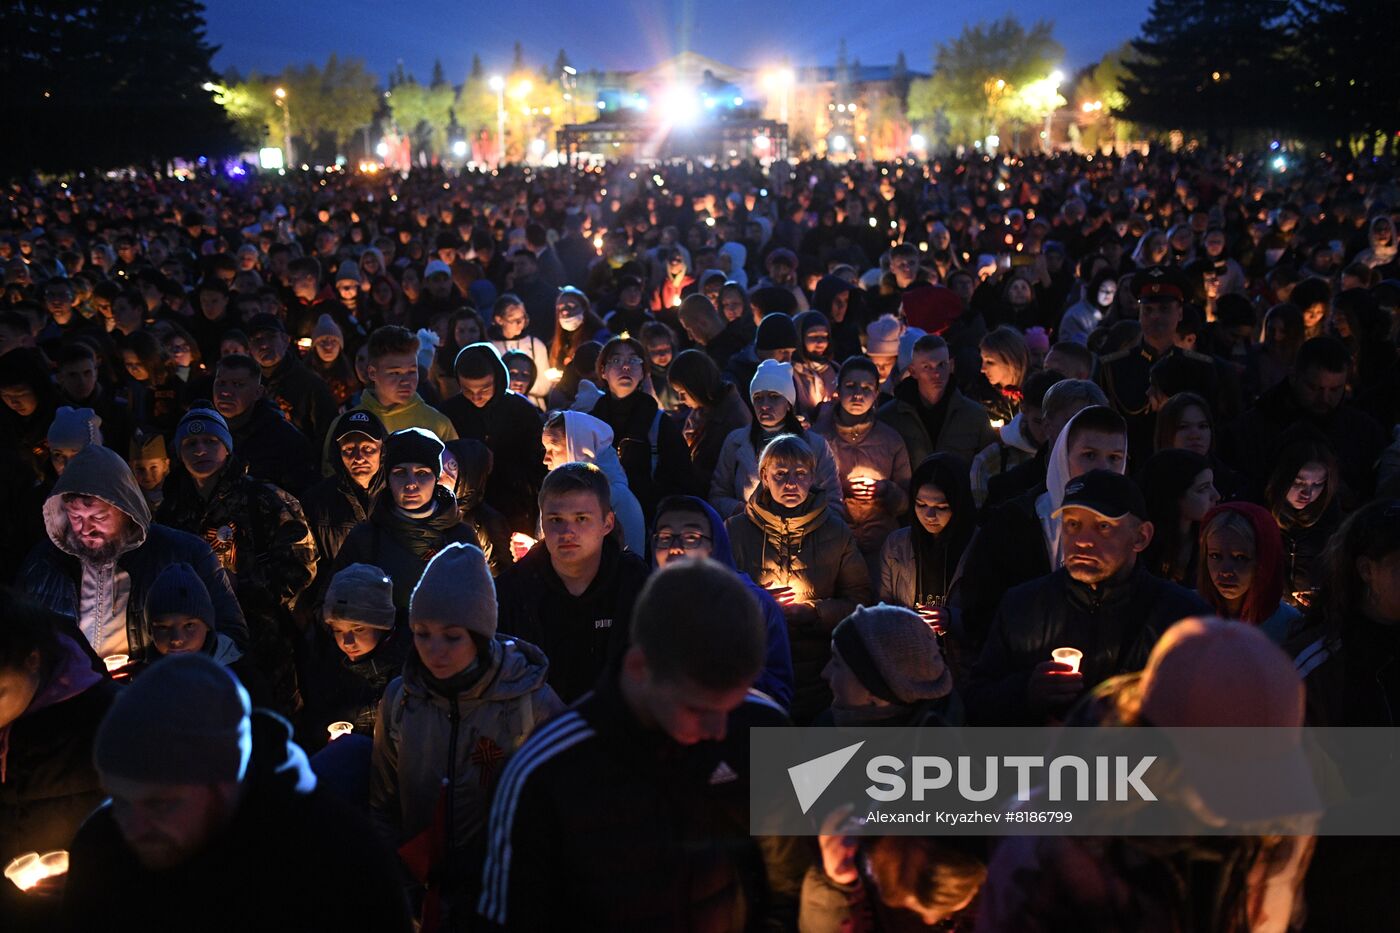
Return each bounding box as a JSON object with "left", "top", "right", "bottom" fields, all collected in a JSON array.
[{"left": 1, "top": 147, "right": 1399, "bottom": 931}]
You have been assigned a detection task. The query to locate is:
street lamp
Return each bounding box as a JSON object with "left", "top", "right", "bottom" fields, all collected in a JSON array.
[
  {"left": 489, "top": 75, "right": 505, "bottom": 167},
  {"left": 274, "top": 86, "right": 293, "bottom": 167}
]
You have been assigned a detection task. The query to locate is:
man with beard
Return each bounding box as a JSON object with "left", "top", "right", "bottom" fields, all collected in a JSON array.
[{"left": 21, "top": 445, "right": 247, "bottom": 661}]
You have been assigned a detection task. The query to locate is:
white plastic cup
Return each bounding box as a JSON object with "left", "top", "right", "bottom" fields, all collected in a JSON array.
[
  {"left": 5, "top": 852, "right": 44, "bottom": 891},
  {"left": 38, "top": 850, "right": 69, "bottom": 878},
  {"left": 102, "top": 654, "right": 128, "bottom": 673},
  {"left": 1051, "top": 647, "right": 1083, "bottom": 674},
  {"left": 327, "top": 721, "right": 354, "bottom": 742}
]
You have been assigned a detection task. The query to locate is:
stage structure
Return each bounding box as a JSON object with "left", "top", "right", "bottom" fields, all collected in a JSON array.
[{"left": 557, "top": 116, "right": 788, "bottom": 165}]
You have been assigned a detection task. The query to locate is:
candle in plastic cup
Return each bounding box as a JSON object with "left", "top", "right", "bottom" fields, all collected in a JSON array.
[
  {"left": 5, "top": 852, "right": 44, "bottom": 892},
  {"left": 38, "top": 851, "right": 69, "bottom": 878},
  {"left": 327, "top": 722, "right": 354, "bottom": 742},
  {"left": 102, "top": 654, "right": 128, "bottom": 673},
  {"left": 1051, "top": 647, "right": 1083, "bottom": 674}
]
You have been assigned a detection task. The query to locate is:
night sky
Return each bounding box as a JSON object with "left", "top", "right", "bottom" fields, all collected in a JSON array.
[{"left": 204, "top": 0, "right": 1155, "bottom": 83}]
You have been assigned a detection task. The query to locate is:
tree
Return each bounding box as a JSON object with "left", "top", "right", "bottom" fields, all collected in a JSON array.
[
  {"left": 1293, "top": 0, "right": 1400, "bottom": 153},
  {"left": 908, "top": 17, "right": 1064, "bottom": 148},
  {"left": 388, "top": 76, "right": 455, "bottom": 160},
  {"left": 1119, "top": 0, "right": 1290, "bottom": 146},
  {"left": 431, "top": 59, "right": 447, "bottom": 88},
  {"left": 214, "top": 76, "right": 281, "bottom": 149},
  {"left": 1073, "top": 43, "right": 1136, "bottom": 150},
  {"left": 0, "top": 0, "right": 237, "bottom": 176},
  {"left": 282, "top": 54, "right": 378, "bottom": 159},
  {"left": 457, "top": 72, "right": 497, "bottom": 137}
]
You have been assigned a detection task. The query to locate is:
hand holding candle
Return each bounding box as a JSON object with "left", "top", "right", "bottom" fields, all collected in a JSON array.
[
  {"left": 327, "top": 721, "right": 354, "bottom": 742},
  {"left": 510, "top": 532, "right": 536, "bottom": 562},
  {"left": 766, "top": 584, "right": 796, "bottom": 606},
  {"left": 5, "top": 850, "right": 68, "bottom": 893},
  {"left": 1051, "top": 647, "right": 1083, "bottom": 674}
]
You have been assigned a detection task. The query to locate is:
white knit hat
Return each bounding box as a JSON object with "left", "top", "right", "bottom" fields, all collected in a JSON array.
[{"left": 749, "top": 358, "right": 796, "bottom": 407}]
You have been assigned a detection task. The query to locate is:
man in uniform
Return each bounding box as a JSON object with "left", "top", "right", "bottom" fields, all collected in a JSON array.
[{"left": 1096, "top": 266, "right": 1216, "bottom": 466}]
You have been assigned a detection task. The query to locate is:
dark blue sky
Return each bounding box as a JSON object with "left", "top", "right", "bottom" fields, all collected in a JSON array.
[{"left": 204, "top": 0, "right": 1153, "bottom": 83}]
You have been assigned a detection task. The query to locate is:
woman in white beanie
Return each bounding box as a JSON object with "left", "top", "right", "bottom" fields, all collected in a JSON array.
[{"left": 709, "top": 358, "right": 844, "bottom": 519}]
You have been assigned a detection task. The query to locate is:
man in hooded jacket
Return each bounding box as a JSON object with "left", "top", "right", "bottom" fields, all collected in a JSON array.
[
  {"left": 21, "top": 445, "right": 247, "bottom": 660},
  {"left": 441, "top": 343, "right": 545, "bottom": 533},
  {"left": 301, "top": 410, "right": 387, "bottom": 601}
]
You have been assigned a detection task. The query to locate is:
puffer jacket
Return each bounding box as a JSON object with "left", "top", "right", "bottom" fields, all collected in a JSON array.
[
  {"left": 726, "top": 486, "right": 873, "bottom": 723},
  {"left": 21, "top": 446, "right": 248, "bottom": 657},
  {"left": 966, "top": 564, "right": 1207, "bottom": 726},
  {"left": 792, "top": 359, "right": 839, "bottom": 421},
  {"left": 811, "top": 407, "right": 911, "bottom": 555},
  {"left": 371, "top": 637, "right": 562, "bottom": 922},
  {"left": 335, "top": 486, "right": 479, "bottom": 609},
  {"left": 710, "top": 425, "right": 845, "bottom": 520}
]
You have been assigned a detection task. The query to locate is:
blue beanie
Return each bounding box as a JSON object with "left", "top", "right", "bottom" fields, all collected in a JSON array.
[
  {"left": 145, "top": 562, "right": 216, "bottom": 625},
  {"left": 174, "top": 405, "right": 234, "bottom": 455}
]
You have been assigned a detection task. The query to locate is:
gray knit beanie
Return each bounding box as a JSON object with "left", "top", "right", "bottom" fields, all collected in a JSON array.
[
  {"left": 831, "top": 604, "right": 952, "bottom": 704},
  {"left": 325, "top": 563, "right": 397, "bottom": 631},
  {"left": 409, "top": 543, "right": 497, "bottom": 638},
  {"left": 94, "top": 653, "right": 252, "bottom": 785}
]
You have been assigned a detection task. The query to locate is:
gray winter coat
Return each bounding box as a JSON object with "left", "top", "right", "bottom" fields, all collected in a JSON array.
[{"left": 370, "top": 636, "right": 563, "bottom": 855}]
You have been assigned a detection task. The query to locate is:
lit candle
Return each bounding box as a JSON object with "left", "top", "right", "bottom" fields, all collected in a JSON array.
[
  {"left": 38, "top": 850, "right": 68, "bottom": 879},
  {"left": 509, "top": 532, "right": 537, "bottom": 561},
  {"left": 989, "top": 417, "right": 1005, "bottom": 430},
  {"left": 545, "top": 368, "right": 563, "bottom": 383},
  {"left": 103, "top": 654, "right": 128, "bottom": 673},
  {"left": 5, "top": 853, "right": 44, "bottom": 891},
  {"left": 1051, "top": 647, "right": 1083, "bottom": 674},
  {"left": 327, "top": 722, "right": 354, "bottom": 742},
  {"left": 296, "top": 337, "right": 313, "bottom": 351}
]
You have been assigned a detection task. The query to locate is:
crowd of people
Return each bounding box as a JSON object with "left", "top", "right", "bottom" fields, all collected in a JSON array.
[{"left": 1, "top": 146, "right": 1399, "bottom": 930}]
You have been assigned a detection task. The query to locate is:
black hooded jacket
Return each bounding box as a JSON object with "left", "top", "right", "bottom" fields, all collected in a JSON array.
[
  {"left": 60, "top": 711, "right": 411, "bottom": 933},
  {"left": 261, "top": 349, "right": 339, "bottom": 451},
  {"left": 588, "top": 390, "right": 701, "bottom": 523},
  {"left": 439, "top": 344, "right": 546, "bottom": 533},
  {"left": 301, "top": 410, "right": 387, "bottom": 583},
  {"left": 334, "top": 485, "right": 477, "bottom": 609}
]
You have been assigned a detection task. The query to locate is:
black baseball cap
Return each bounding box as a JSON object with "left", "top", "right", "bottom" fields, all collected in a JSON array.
[
  {"left": 335, "top": 409, "right": 387, "bottom": 443},
  {"left": 1053, "top": 469, "right": 1148, "bottom": 521},
  {"left": 244, "top": 312, "right": 287, "bottom": 336}
]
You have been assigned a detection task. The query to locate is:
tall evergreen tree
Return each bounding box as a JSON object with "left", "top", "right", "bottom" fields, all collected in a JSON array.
[
  {"left": 0, "top": 0, "right": 236, "bottom": 175},
  {"left": 431, "top": 58, "right": 447, "bottom": 88},
  {"left": 1119, "top": 0, "right": 1290, "bottom": 145},
  {"left": 1293, "top": 0, "right": 1399, "bottom": 152}
]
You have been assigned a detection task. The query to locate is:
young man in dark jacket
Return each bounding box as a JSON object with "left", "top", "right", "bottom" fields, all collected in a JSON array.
[
  {"left": 246, "top": 312, "right": 339, "bottom": 451},
  {"left": 877, "top": 334, "right": 998, "bottom": 469},
  {"left": 60, "top": 654, "right": 411, "bottom": 932},
  {"left": 495, "top": 462, "right": 650, "bottom": 703},
  {"left": 441, "top": 342, "right": 545, "bottom": 533},
  {"left": 966, "top": 470, "right": 1207, "bottom": 726},
  {"left": 478, "top": 559, "right": 792, "bottom": 931},
  {"left": 211, "top": 353, "right": 318, "bottom": 496},
  {"left": 300, "top": 410, "right": 386, "bottom": 601}
]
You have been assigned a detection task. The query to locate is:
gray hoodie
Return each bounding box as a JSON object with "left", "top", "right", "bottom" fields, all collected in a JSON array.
[{"left": 23, "top": 445, "right": 247, "bottom": 658}]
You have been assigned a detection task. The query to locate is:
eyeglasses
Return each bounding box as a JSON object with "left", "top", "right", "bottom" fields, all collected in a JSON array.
[{"left": 652, "top": 531, "right": 711, "bottom": 550}]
